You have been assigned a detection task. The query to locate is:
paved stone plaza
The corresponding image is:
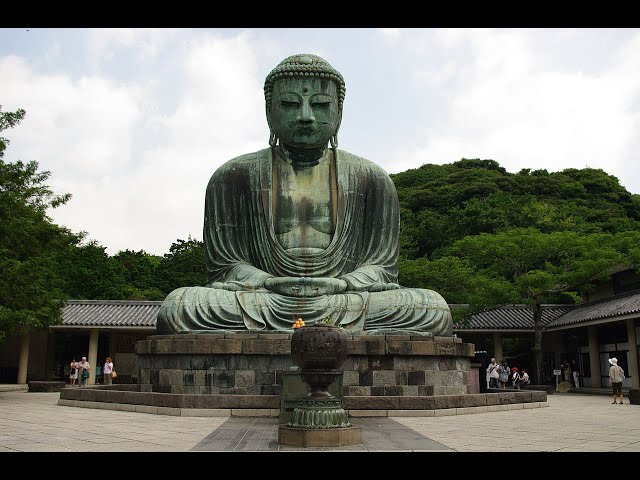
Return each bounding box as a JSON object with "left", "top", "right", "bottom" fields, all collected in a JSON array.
[{"left": 0, "top": 391, "right": 638, "bottom": 452}]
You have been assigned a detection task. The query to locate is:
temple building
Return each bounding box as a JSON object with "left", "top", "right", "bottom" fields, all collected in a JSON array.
[{"left": 2, "top": 270, "right": 639, "bottom": 390}]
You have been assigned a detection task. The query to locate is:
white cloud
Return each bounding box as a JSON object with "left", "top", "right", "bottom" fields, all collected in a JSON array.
[
  {"left": 87, "top": 28, "right": 179, "bottom": 64},
  {"left": 0, "top": 55, "right": 143, "bottom": 178},
  {"left": 387, "top": 29, "right": 640, "bottom": 195},
  {"left": 0, "top": 31, "right": 267, "bottom": 256}
]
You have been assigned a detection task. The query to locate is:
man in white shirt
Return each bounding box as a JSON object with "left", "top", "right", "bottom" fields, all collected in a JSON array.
[{"left": 486, "top": 358, "right": 500, "bottom": 389}]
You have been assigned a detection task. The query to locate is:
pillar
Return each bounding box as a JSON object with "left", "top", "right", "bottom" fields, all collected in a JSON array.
[
  {"left": 627, "top": 319, "right": 639, "bottom": 389},
  {"left": 88, "top": 329, "right": 99, "bottom": 385},
  {"left": 45, "top": 333, "right": 56, "bottom": 380},
  {"left": 493, "top": 332, "right": 503, "bottom": 362},
  {"left": 16, "top": 333, "right": 31, "bottom": 384},
  {"left": 588, "top": 325, "right": 601, "bottom": 388}
]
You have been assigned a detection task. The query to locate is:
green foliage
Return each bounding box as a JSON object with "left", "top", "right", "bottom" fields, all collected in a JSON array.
[
  {"left": 0, "top": 105, "right": 25, "bottom": 159},
  {"left": 56, "top": 239, "right": 129, "bottom": 300},
  {"left": 391, "top": 158, "right": 640, "bottom": 259},
  {"left": 442, "top": 228, "right": 625, "bottom": 301},
  {"left": 112, "top": 249, "right": 164, "bottom": 300},
  {"left": 155, "top": 237, "right": 207, "bottom": 294},
  {"left": 0, "top": 107, "right": 73, "bottom": 341}
]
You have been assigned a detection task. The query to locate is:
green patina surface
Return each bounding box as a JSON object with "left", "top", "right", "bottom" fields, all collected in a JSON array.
[{"left": 157, "top": 54, "right": 452, "bottom": 336}]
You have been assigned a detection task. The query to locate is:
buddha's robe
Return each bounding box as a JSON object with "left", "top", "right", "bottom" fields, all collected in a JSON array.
[{"left": 157, "top": 148, "right": 452, "bottom": 336}]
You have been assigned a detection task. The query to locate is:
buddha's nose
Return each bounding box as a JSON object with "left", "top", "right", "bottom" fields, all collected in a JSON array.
[{"left": 298, "top": 100, "right": 315, "bottom": 123}]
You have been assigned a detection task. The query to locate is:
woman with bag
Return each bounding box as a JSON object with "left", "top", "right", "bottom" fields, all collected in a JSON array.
[
  {"left": 103, "top": 357, "right": 115, "bottom": 385},
  {"left": 498, "top": 360, "right": 510, "bottom": 389},
  {"left": 78, "top": 357, "right": 91, "bottom": 387}
]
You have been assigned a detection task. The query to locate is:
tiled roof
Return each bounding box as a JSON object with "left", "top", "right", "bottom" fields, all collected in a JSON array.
[
  {"left": 61, "top": 300, "right": 161, "bottom": 327},
  {"left": 453, "top": 304, "right": 573, "bottom": 330},
  {"left": 545, "top": 291, "right": 640, "bottom": 328}
]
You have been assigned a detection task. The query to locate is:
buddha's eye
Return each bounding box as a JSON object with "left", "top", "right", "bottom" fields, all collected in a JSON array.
[
  {"left": 311, "top": 101, "right": 331, "bottom": 108},
  {"left": 280, "top": 101, "right": 299, "bottom": 108}
]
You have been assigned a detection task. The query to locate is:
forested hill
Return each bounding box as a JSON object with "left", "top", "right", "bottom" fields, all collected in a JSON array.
[{"left": 390, "top": 158, "right": 640, "bottom": 260}]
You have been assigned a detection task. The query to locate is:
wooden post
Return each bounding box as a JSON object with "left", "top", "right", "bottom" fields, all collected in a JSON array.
[
  {"left": 627, "top": 319, "right": 639, "bottom": 389},
  {"left": 588, "top": 326, "right": 601, "bottom": 388},
  {"left": 17, "top": 333, "right": 31, "bottom": 384},
  {"left": 88, "top": 329, "right": 99, "bottom": 385}
]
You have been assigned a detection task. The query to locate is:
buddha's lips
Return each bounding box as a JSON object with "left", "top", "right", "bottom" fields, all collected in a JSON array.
[{"left": 294, "top": 126, "right": 316, "bottom": 134}]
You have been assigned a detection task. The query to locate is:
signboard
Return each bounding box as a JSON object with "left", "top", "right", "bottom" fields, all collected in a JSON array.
[{"left": 553, "top": 369, "right": 561, "bottom": 376}]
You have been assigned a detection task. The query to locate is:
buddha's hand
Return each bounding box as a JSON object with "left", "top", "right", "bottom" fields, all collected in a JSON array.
[
  {"left": 208, "top": 281, "right": 257, "bottom": 291},
  {"left": 264, "top": 277, "right": 348, "bottom": 297},
  {"left": 368, "top": 283, "right": 401, "bottom": 292}
]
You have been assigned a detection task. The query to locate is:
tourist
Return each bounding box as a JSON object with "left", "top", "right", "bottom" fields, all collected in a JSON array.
[
  {"left": 103, "top": 357, "right": 114, "bottom": 385},
  {"left": 77, "top": 356, "right": 91, "bottom": 387},
  {"left": 498, "top": 360, "right": 510, "bottom": 389},
  {"left": 608, "top": 357, "right": 625, "bottom": 405},
  {"left": 69, "top": 358, "right": 78, "bottom": 386},
  {"left": 487, "top": 358, "right": 500, "bottom": 389},
  {"left": 95, "top": 363, "right": 102, "bottom": 385},
  {"left": 512, "top": 367, "right": 521, "bottom": 389},
  {"left": 520, "top": 369, "right": 530, "bottom": 388},
  {"left": 563, "top": 362, "right": 572, "bottom": 385}
]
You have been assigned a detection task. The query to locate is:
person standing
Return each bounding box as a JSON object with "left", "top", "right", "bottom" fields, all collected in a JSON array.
[
  {"left": 103, "top": 357, "right": 114, "bottom": 385},
  {"left": 498, "top": 360, "right": 510, "bottom": 389},
  {"left": 608, "top": 357, "right": 625, "bottom": 405},
  {"left": 563, "top": 362, "right": 572, "bottom": 385},
  {"left": 520, "top": 369, "right": 530, "bottom": 388},
  {"left": 487, "top": 358, "right": 500, "bottom": 389},
  {"left": 69, "top": 359, "right": 78, "bottom": 386},
  {"left": 572, "top": 368, "right": 580, "bottom": 388},
  {"left": 77, "top": 356, "right": 91, "bottom": 387}
]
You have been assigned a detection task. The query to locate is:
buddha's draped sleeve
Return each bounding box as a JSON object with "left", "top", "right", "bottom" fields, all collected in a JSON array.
[
  {"left": 203, "top": 153, "right": 273, "bottom": 290},
  {"left": 337, "top": 158, "right": 400, "bottom": 290}
]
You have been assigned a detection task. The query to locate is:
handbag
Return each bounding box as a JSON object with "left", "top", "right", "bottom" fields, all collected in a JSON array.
[
  {"left": 111, "top": 370, "right": 117, "bottom": 379},
  {"left": 82, "top": 370, "right": 89, "bottom": 379}
]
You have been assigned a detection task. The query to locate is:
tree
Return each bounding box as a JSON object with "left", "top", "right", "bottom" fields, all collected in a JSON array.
[
  {"left": 0, "top": 107, "right": 74, "bottom": 342},
  {"left": 0, "top": 106, "right": 25, "bottom": 159},
  {"left": 391, "top": 158, "right": 640, "bottom": 259},
  {"left": 155, "top": 237, "right": 207, "bottom": 294},
  {"left": 443, "top": 228, "right": 637, "bottom": 384},
  {"left": 56, "top": 239, "right": 130, "bottom": 300},
  {"left": 112, "top": 249, "right": 164, "bottom": 300}
]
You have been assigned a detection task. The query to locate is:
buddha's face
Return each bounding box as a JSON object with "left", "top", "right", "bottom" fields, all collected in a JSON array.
[{"left": 269, "top": 77, "right": 340, "bottom": 148}]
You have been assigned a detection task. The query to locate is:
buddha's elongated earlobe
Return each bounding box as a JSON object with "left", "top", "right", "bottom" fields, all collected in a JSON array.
[
  {"left": 269, "top": 131, "right": 278, "bottom": 147},
  {"left": 331, "top": 110, "right": 342, "bottom": 150}
]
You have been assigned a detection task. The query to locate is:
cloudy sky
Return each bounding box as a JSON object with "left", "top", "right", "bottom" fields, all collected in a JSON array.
[{"left": 1, "top": 28, "right": 639, "bottom": 255}]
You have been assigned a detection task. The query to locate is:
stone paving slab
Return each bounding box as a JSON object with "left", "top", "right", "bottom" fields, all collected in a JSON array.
[
  {"left": 0, "top": 391, "right": 638, "bottom": 452},
  {"left": 191, "top": 417, "right": 451, "bottom": 451}
]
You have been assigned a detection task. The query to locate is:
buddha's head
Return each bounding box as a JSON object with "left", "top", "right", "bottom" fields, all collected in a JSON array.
[{"left": 264, "top": 54, "right": 346, "bottom": 149}]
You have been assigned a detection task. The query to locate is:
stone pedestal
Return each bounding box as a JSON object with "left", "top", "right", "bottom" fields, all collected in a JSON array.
[
  {"left": 135, "top": 333, "right": 475, "bottom": 396},
  {"left": 278, "top": 425, "right": 362, "bottom": 447}
]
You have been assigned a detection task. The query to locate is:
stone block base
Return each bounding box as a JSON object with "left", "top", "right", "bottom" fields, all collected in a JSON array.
[
  {"left": 135, "top": 333, "right": 475, "bottom": 396},
  {"left": 278, "top": 425, "right": 362, "bottom": 447},
  {"left": 28, "top": 381, "right": 66, "bottom": 392}
]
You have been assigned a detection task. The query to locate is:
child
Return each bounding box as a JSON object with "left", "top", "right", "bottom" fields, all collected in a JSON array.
[{"left": 512, "top": 367, "right": 521, "bottom": 389}]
